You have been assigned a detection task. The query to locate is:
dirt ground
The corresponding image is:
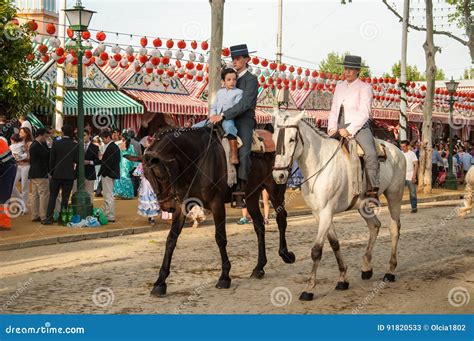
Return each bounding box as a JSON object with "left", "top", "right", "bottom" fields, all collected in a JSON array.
[{"left": 0, "top": 200, "right": 472, "bottom": 314}]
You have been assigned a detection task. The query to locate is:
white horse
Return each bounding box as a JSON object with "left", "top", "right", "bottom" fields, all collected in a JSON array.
[
  {"left": 272, "top": 110, "right": 406, "bottom": 301},
  {"left": 459, "top": 167, "right": 474, "bottom": 218}
]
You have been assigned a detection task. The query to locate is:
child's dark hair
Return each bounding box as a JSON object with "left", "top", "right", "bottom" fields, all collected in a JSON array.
[{"left": 221, "top": 68, "right": 237, "bottom": 80}]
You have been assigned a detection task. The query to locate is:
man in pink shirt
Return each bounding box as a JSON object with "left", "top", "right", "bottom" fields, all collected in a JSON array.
[{"left": 328, "top": 55, "right": 379, "bottom": 198}]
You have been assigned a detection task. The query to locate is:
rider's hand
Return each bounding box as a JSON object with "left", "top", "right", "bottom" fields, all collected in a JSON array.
[
  {"left": 328, "top": 129, "right": 337, "bottom": 137},
  {"left": 209, "top": 115, "right": 223, "bottom": 124},
  {"left": 338, "top": 128, "right": 352, "bottom": 138}
]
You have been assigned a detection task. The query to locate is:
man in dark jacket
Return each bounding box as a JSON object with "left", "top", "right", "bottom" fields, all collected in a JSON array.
[
  {"left": 42, "top": 125, "right": 78, "bottom": 225},
  {"left": 210, "top": 44, "right": 259, "bottom": 208},
  {"left": 96, "top": 130, "right": 120, "bottom": 222},
  {"left": 28, "top": 128, "right": 50, "bottom": 222},
  {"left": 72, "top": 129, "right": 100, "bottom": 202}
]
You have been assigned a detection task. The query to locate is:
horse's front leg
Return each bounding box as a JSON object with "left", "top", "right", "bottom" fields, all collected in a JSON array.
[
  {"left": 246, "top": 191, "right": 267, "bottom": 279},
  {"left": 211, "top": 200, "right": 232, "bottom": 289},
  {"left": 300, "top": 208, "right": 333, "bottom": 301},
  {"left": 268, "top": 183, "right": 295, "bottom": 264},
  {"left": 327, "top": 224, "right": 349, "bottom": 290},
  {"left": 151, "top": 210, "right": 186, "bottom": 296}
]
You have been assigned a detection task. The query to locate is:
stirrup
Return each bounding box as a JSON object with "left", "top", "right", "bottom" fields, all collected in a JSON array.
[{"left": 231, "top": 191, "right": 246, "bottom": 208}]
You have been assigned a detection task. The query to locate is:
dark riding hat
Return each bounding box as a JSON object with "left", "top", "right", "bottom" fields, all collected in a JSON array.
[
  {"left": 230, "top": 44, "right": 256, "bottom": 58},
  {"left": 337, "top": 55, "right": 368, "bottom": 69}
]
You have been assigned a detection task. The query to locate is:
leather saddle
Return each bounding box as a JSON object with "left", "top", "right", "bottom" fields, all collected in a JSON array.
[{"left": 235, "top": 129, "right": 275, "bottom": 153}]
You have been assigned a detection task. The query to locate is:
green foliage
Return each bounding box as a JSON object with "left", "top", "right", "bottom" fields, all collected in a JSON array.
[
  {"left": 463, "top": 68, "right": 473, "bottom": 79},
  {"left": 0, "top": 0, "right": 49, "bottom": 118},
  {"left": 445, "top": 0, "right": 470, "bottom": 29},
  {"left": 387, "top": 61, "right": 446, "bottom": 81},
  {"left": 318, "top": 51, "right": 371, "bottom": 78}
]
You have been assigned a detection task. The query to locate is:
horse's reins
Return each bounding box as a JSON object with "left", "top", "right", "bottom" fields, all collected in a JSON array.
[{"left": 273, "top": 121, "right": 343, "bottom": 188}]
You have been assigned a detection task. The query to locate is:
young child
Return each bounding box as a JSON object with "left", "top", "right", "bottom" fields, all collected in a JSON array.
[
  {"left": 133, "top": 162, "right": 159, "bottom": 225},
  {"left": 194, "top": 68, "right": 243, "bottom": 164},
  {"left": 9, "top": 134, "right": 26, "bottom": 162}
]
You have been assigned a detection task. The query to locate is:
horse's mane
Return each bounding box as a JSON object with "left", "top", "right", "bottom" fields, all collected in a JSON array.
[
  {"left": 301, "top": 118, "right": 330, "bottom": 139},
  {"left": 152, "top": 127, "right": 204, "bottom": 142}
]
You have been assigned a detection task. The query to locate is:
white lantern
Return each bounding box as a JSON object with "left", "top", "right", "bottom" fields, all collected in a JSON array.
[
  {"left": 199, "top": 54, "right": 205, "bottom": 63},
  {"left": 109, "top": 59, "right": 118, "bottom": 68},
  {"left": 126, "top": 45, "right": 134, "bottom": 55},
  {"left": 139, "top": 47, "right": 147, "bottom": 56},
  {"left": 151, "top": 49, "right": 161, "bottom": 58},
  {"left": 188, "top": 52, "right": 196, "bottom": 61},
  {"left": 66, "top": 54, "right": 74, "bottom": 63},
  {"left": 111, "top": 45, "right": 121, "bottom": 54},
  {"left": 97, "top": 43, "right": 106, "bottom": 53},
  {"left": 164, "top": 50, "right": 172, "bottom": 58},
  {"left": 175, "top": 50, "right": 184, "bottom": 60},
  {"left": 254, "top": 68, "right": 261, "bottom": 75}
]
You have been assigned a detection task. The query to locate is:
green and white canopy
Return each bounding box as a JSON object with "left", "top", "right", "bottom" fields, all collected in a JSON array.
[{"left": 63, "top": 90, "right": 144, "bottom": 116}]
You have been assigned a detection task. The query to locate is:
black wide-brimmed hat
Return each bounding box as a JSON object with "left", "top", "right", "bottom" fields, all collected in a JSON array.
[
  {"left": 230, "top": 44, "right": 257, "bottom": 58},
  {"left": 337, "top": 55, "right": 368, "bottom": 69}
]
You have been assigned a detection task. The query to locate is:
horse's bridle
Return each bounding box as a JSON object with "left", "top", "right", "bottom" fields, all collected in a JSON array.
[
  {"left": 272, "top": 124, "right": 305, "bottom": 172},
  {"left": 145, "top": 159, "right": 181, "bottom": 205}
]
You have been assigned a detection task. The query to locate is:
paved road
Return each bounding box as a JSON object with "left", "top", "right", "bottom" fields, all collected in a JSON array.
[{"left": 0, "top": 201, "right": 472, "bottom": 314}]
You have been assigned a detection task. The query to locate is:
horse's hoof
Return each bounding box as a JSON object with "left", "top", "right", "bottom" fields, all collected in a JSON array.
[
  {"left": 361, "top": 269, "right": 373, "bottom": 280},
  {"left": 215, "top": 279, "right": 231, "bottom": 289},
  {"left": 279, "top": 250, "right": 296, "bottom": 264},
  {"left": 250, "top": 269, "right": 265, "bottom": 279},
  {"left": 335, "top": 281, "right": 349, "bottom": 290},
  {"left": 383, "top": 273, "right": 396, "bottom": 282},
  {"left": 299, "top": 291, "right": 314, "bottom": 301},
  {"left": 150, "top": 283, "right": 167, "bottom": 296}
]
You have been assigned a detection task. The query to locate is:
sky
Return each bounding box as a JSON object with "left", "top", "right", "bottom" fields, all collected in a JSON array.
[{"left": 67, "top": 0, "right": 471, "bottom": 79}]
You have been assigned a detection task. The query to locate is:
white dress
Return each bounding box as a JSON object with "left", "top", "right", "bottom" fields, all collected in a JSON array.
[{"left": 133, "top": 163, "right": 159, "bottom": 217}]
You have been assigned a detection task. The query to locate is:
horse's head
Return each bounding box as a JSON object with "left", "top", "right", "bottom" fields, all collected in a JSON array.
[
  {"left": 143, "top": 150, "right": 179, "bottom": 213},
  {"left": 272, "top": 109, "right": 305, "bottom": 184}
]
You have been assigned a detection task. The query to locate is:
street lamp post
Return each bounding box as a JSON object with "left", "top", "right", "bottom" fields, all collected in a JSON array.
[
  {"left": 444, "top": 77, "right": 459, "bottom": 190},
  {"left": 64, "top": 1, "right": 95, "bottom": 218}
]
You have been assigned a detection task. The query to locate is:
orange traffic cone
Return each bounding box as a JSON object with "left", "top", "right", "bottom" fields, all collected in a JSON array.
[{"left": 0, "top": 205, "right": 11, "bottom": 230}]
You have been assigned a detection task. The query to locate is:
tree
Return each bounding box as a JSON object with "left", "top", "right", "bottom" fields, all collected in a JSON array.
[
  {"left": 388, "top": 61, "right": 446, "bottom": 81},
  {"left": 383, "top": 0, "right": 473, "bottom": 64},
  {"left": 0, "top": 0, "right": 48, "bottom": 118},
  {"left": 318, "top": 51, "right": 371, "bottom": 78},
  {"left": 463, "top": 68, "right": 473, "bottom": 79}
]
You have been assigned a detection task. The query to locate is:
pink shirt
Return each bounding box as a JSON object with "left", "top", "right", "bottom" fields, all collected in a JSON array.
[{"left": 328, "top": 78, "right": 373, "bottom": 136}]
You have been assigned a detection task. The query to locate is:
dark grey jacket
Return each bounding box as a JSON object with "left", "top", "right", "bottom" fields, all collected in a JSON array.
[{"left": 223, "top": 71, "right": 258, "bottom": 120}]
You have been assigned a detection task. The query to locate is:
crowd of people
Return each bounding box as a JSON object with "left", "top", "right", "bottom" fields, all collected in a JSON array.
[{"left": 0, "top": 115, "right": 171, "bottom": 230}]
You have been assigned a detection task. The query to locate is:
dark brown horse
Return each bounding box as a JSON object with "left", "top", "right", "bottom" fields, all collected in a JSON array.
[{"left": 143, "top": 127, "right": 295, "bottom": 296}]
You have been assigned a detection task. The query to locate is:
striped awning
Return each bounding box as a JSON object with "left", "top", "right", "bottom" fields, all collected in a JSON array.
[
  {"left": 63, "top": 90, "right": 144, "bottom": 116},
  {"left": 124, "top": 90, "right": 208, "bottom": 115}
]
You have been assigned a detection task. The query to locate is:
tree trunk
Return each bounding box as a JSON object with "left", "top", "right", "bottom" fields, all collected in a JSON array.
[
  {"left": 418, "top": 0, "right": 437, "bottom": 194},
  {"left": 462, "top": 0, "right": 474, "bottom": 64},
  {"left": 208, "top": 0, "right": 225, "bottom": 113}
]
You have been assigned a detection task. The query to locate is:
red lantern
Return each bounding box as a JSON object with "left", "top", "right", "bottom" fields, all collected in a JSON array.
[
  {"left": 222, "top": 47, "right": 230, "bottom": 57},
  {"left": 201, "top": 41, "right": 209, "bottom": 50},
  {"left": 305, "top": 69, "right": 310, "bottom": 77},
  {"left": 127, "top": 55, "right": 135, "bottom": 63},
  {"left": 96, "top": 31, "right": 106, "bottom": 41},
  {"left": 27, "top": 20, "right": 38, "bottom": 31},
  {"left": 311, "top": 70, "right": 318, "bottom": 78},
  {"left": 38, "top": 44, "right": 48, "bottom": 54},
  {"left": 279, "top": 64, "right": 286, "bottom": 72},
  {"left": 81, "top": 31, "right": 91, "bottom": 40},
  {"left": 420, "top": 85, "right": 427, "bottom": 91},
  {"left": 191, "top": 41, "right": 198, "bottom": 49},
  {"left": 289, "top": 66, "right": 295, "bottom": 73},
  {"left": 57, "top": 56, "right": 66, "bottom": 64},
  {"left": 196, "top": 63, "right": 204, "bottom": 71},
  {"left": 252, "top": 57, "right": 259, "bottom": 65},
  {"left": 84, "top": 50, "right": 92, "bottom": 59},
  {"left": 186, "top": 74, "right": 193, "bottom": 80},
  {"left": 262, "top": 84, "right": 268, "bottom": 89},
  {"left": 259, "top": 76, "right": 265, "bottom": 83},
  {"left": 71, "top": 58, "right": 78, "bottom": 66},
  {"left": 99, "top": 52, "right": 109, "bottom": 61},
  {"left": 186, "top": 61, "right": 195, "bottom": 70},
  {"left": 261, "top": 59, "right": 269, "bottom": 67},
  {"left": 297, "top": 67, "right": 302, "bottom": 75},
  {"left": 153, "top": 38, "right": 162, "bottom": 47},
  {"left": 89, "top": 56, "right": 95, "bottom": 64},
  {"left": 177, "top": 40, "right": 186, "bottom": 49},
  {"left": 69, "top": 49, "right": 77, "bottom": 58},
  {"left": 267, "top": 77, "right": 274, "bottom": 84},
  {"left": 269, "top": 62, "right": 277, "bottom": 70},
  {"left": 276, "top": 78, "right": 282, "bottom": 85},
  {"left": 177, "top": 72, "right": 184, "bottom": 79},
  {"left": 175, "top": 60, "right": 181, "bottom": 68},
  {"left": 26, "top": 53, "right": 35, "bottom": 61},
  {"left": 162, "top": 57, "right": 170, "bottom": 65},
  {"left": 390, "top": 78, "right": 396, "bottom": 84},
  {"left": 140, "top": 36, "right": 148, "bottom": 47},
  {"left": 46, "top": 23, "right": 56, "bottom": 35},
  {"left": 55, "top": 47, "right": 64, "bottom": 56},
  {"left": 167, "top": 70, "right": 175, "bottom": 78},
  {"left": 157, "top": 69, "right": 164, "bottom": 75},
  {"left": 67, "top": 28, "right": 74, "bottom": 38},
  {"left": 166, "top": 39, "right": 174, "bottom": 49},
  {"left": 196, "top": 75, "right": 203, "bottom": 82},
  {"left": 319, "top": 71, "right": 325, "bottom": 79},
  {"left": 41, "top": 55, "right": 50, "bottom": 63},
  {"left": 113, "top": 53, "right": 122, "bottom": 62},
  {"left": 139, "top": 55, "right": 148, "bottom": 64},
  {"left": 150, "top": 57, "right": 160, "bottom": 66}
]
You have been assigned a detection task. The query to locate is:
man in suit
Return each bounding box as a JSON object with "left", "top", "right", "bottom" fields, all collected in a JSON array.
[
  {"left": 28, "top": 128, "right": 50, "bottom": 223},
  {"left": 72, "top": 129, "right": 100, "bottom": 201},
  {"left": 210, "top": 44, "right": 259, "bottom": 208},
  {"left": 96, "top": 130, "right": 120, "bottom": 222},
  {"left": 42, "top": 125, "right": 78, "bottom": 225}
]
